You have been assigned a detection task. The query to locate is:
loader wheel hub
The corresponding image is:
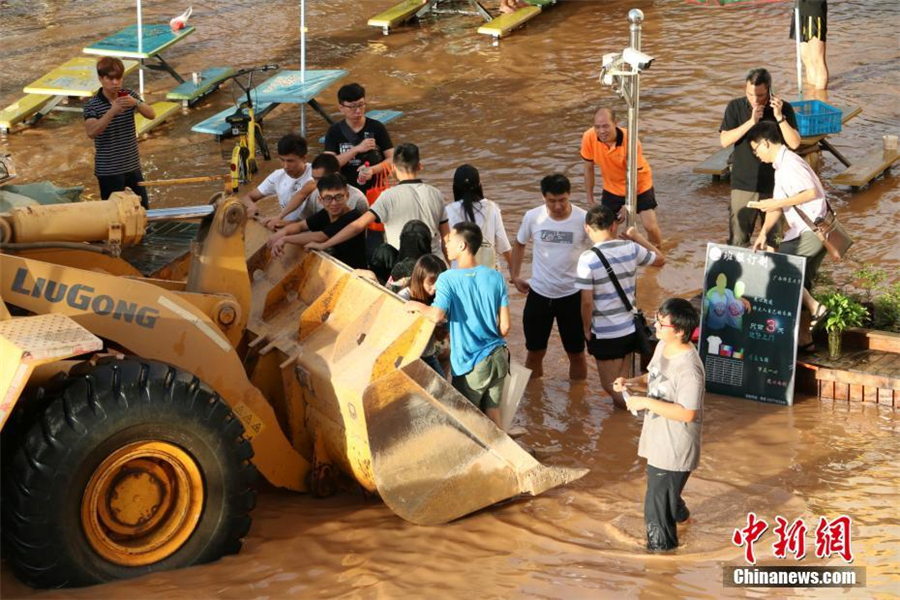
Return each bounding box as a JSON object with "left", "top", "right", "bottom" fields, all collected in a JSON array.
[{"left": 82, "top": 441, "right": 205, "bottom": 567}]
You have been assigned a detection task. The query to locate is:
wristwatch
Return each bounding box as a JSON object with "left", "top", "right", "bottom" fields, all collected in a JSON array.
[{"left": 776, "top": 117, "right": 785, "bottom": 124}]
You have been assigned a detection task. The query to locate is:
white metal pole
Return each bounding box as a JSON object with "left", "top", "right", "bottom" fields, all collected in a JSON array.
[
  {"left": 301, "top": 0, "right": 306, "bottom": 83},
  {"left": 137, "top": 0, "right": 144, "bottom": 95},
  {"left": 300, "top": 0, "right": 307, "bottom": 136},
  {"left": 795, "top": 7, "right": 802, "bottom": 101},
  {"left": 625, "top": 9, "right": 644, "bottom": 230}
]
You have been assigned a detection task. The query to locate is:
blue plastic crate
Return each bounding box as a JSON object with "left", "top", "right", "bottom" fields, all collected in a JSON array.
[{"left": 790, "top": 100, "right": 842, "bottom": 137}]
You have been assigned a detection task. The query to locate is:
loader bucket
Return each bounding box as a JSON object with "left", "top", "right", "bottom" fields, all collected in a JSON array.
[
  {"left": 364, "top": 360, "right": 588, "bottom": 525},
  {"left": 245, "top": 236, "right": 587, "bottom": 524}
]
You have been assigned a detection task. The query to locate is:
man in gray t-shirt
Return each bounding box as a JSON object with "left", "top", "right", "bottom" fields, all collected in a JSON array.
[
  {"left": 305, "top": 143, "right": 448, "bottom": 261},
  {"left": 615, "top": 297, "right": 704, "bottom": 552}
]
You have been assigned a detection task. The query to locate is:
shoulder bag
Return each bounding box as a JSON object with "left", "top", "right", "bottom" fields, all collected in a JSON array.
[
  {"left": 790, "top": 199, "right": 853, "bottom": 260},
  {"left": 590, "top": 247, "right": 655, "bottom": 357}
]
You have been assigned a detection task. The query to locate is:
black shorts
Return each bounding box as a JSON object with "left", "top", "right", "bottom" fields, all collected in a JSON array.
[
  {"left": 97, "top": 169, "right": 149, "bottom": 209},
  {"left": 601, "top": 187, "right": 658, "bottom": 215},
  {"left": 587, "top": 331, "right": 638, "bottom": 361},
  {"left": 789, "top": 0, "right": 827, "bottom": 42},
  {"left": 523, "top": 289, "right": 585, "bottom": 354}
]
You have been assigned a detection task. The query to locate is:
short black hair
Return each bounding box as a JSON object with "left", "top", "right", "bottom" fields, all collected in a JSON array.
[
  {"left": 317, "top": 173, "right": 347, "bottom": 193},
  {"left": 585, "top": 204, "right": 617, "bottom": 231},
  {"left": 337, "top": 83, "right": 365, "bottom": 104},
  {"left": 453, "top": 221, "right": 483, "bottom": 256},
  {"left": 393, "top": 143, "right": 421, "bottom": 173},
  {"left": 745, "top": 68, "right": 772, "bottom": 91},
  {"left": 277, "top": 133, "right": 307, "bottom": 157},
  {"left": 540, "top": 173, "right": 570, "bottom": 196},
  {"left": 311, "top": 153, "right": 341, "bottom": 174},
  {"left": 658, "top": 297, "right": 699, "bottom": 344},
  {"left": 747, "top": 121, "right": 781, "bottom": 146}
]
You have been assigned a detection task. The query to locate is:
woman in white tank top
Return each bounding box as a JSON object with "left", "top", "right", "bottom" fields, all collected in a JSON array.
[{"left": 445, "top": 164, "right": 512, "bottom": 270}]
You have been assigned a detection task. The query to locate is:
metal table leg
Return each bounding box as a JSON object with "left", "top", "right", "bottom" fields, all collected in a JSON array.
[
  {"left": 308, "top": 99, "right": 335, "bottom": 126},
  {"left": 143, "top": 55, "right": 185, "bottom": 84},
  {"left": 820, "top": 138, "right": 852, "bottom": 168}
]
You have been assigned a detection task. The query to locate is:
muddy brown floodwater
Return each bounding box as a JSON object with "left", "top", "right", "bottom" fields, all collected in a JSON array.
[{"left": 2, "top": 0, "right": 899, "bottom": 598}]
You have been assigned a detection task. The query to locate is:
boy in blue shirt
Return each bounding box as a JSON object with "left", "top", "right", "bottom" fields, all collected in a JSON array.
[{"left": 406, "top": 222, "right": 510, "bottom": 426}]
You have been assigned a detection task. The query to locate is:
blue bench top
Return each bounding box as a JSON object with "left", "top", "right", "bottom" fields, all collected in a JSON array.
[
  {"left": 83, "top": 24, "right": 195, "bottom": 59},
  {"left": 191, "top": 102, "right": 276, "bottom": 136},
  {"left": 167, "top": 67, "right": 235, "bottom": 101},
  {"left": 317, "top": 110, "right": 404, "bottom": 143},
  {"left": 252, "top": 70, "right": 347, "bottom": 104}
]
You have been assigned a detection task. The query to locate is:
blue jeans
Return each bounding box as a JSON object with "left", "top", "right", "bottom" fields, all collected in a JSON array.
[{"left": 421, "top": 354, "right": 445, "bottom": 378}]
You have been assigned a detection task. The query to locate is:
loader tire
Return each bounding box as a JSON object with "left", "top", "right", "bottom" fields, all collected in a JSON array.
[{"left": 1, "top": 358, "right": 258, "bottom": 588}]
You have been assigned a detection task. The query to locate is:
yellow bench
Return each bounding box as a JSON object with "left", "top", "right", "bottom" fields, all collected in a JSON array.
[
  {"left": 832, "top": 148, "right": 899, "bottom": 190},
  {"left": 478, "top": 5, "right": 542, "bottom": 41},
  {"left": 368, "top": 0, "right": 429, "bottom": 35},
  {"left": 0, "top": 94, "right": 56, "bottom": 132},
  {"left": 135, "top": 101, "right": 181, "bottom": 137}
]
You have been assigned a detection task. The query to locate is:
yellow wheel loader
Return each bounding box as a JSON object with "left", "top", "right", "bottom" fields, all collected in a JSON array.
[{"left": 0, "top": 192, "right": 587, "bottom": 588}]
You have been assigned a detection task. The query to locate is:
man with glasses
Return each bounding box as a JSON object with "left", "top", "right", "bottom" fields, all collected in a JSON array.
[
  {"left": 719, "top": 68, "right": 800, "bottom": 248},
  {"left": 324, "top": 83, "right": 394, "bottom": 193},
  {"left": 746, "top": 120, "right": 829, "bottom": 344},
  {"left": 614, "top": 298, "right": 703, "bottom": 552},
  {"left": 274, "top": 153, "right": 371, "bottom": 225},
  {"left": 268, "top": 173, "right": 367, "bottom": 269}
]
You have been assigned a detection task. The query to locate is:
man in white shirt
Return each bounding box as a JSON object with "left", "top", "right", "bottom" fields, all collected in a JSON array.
[
  {"left": 306, "top": 143, "right": 449, "bottom": 261},
  {"left": 747, "top": 121, "right": 828, "bottom": 338},
  {"left": 510, "top": 174, "right": 589, "bottom": 380},
  {"left": 239, "top": 134, "right": 313, "bottom": 228}
]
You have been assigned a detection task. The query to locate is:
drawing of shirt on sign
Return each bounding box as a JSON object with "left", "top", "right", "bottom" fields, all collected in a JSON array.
[
  {"left": 707, "top": 336, "right": 723, "bottom": 355},
  {"left": 705, "top": 272, "right": 734, "bottom": 331},
  {"left": 726, "top": 280, "right": 749, "bottom": 330}
]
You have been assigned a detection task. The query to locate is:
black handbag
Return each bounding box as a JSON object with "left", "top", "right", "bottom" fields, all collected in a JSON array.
[{"left": 590, "top": 247, "right": 655, "bottom": 356}]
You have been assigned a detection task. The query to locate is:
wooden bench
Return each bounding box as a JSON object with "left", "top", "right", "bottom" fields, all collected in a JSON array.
[
  {"left": 478, "top": 5, "right": 543, "bottom": 42},
  {"left": 368, "top": 0, "right": 430, "bottom": 35},
  {"left": 831, "top": 148, "right": 899, "bottom": 190},
  {"left": 191, "top": 102, "right": 278, "bottom": 139},
  {"left": 692, "top": 145, "right": 733, "bottom": 180},
  {"left": 166, "top": 66, "right": 236, "bottom": 107},
  {"left": 316, "top": 110, "right": 404, "bottom": 143},
  {"left": 0, "top": 94, "right": 56, "bottom": 132},
  {"left": 135, "top": 101, "right": 181, "bottom": 136}
]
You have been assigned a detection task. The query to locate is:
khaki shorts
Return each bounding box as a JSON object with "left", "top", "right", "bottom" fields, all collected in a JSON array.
[{"left": 452, "top": 345, "right": 510, "bottom": 411}]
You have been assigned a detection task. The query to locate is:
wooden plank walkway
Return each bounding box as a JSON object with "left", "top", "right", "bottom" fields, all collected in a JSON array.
[{"left": 798, "top": 348, "right": 900, "bottom": 407}]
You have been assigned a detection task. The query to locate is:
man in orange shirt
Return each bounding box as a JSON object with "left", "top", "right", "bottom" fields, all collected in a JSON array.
[{"left": 582, "top": 107, "right": 663, "bottom": 246}]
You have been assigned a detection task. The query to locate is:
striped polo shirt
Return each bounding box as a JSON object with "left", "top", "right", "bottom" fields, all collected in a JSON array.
[
  {"left": 83, "top": 89, "right": 141, "bottom": 177},
  {"left": 575, "top": 239, "right": 655, "bottom": 339}
]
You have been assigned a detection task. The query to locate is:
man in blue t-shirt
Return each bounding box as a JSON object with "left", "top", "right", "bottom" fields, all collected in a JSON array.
[{"left": 406, "top": 222, "right": 510, "bottom": 426}]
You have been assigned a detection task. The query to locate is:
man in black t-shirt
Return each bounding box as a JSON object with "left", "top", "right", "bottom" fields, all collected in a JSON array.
[
  {"left": 719, "top": 68, "right": 801, "bottom": 248},
  {"left": 268, "top": 173, "right": 367, "bottom": 269},
  {"left": 83, "top": 57, "right": 157, "bottom": 208},
  {"left": 323, "top": 83, "right": 394, "bottom": 193}
]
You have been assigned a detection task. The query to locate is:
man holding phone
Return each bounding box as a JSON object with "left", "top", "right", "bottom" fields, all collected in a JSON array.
[
  {"left": 84, "top": 57, "right": 156, "bottom": 208},
  {"left": 719, "top": 68, "right": 800, "bottom": 248}
]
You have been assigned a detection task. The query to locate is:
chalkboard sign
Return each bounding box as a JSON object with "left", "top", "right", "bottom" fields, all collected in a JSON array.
[{"left": 698, "top": 244, "right": 806, "bottom": 406}]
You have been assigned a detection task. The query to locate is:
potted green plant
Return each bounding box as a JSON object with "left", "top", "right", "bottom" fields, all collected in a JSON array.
[{"left": 817, "top": 292, "right": 868, "bottom": 359}]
